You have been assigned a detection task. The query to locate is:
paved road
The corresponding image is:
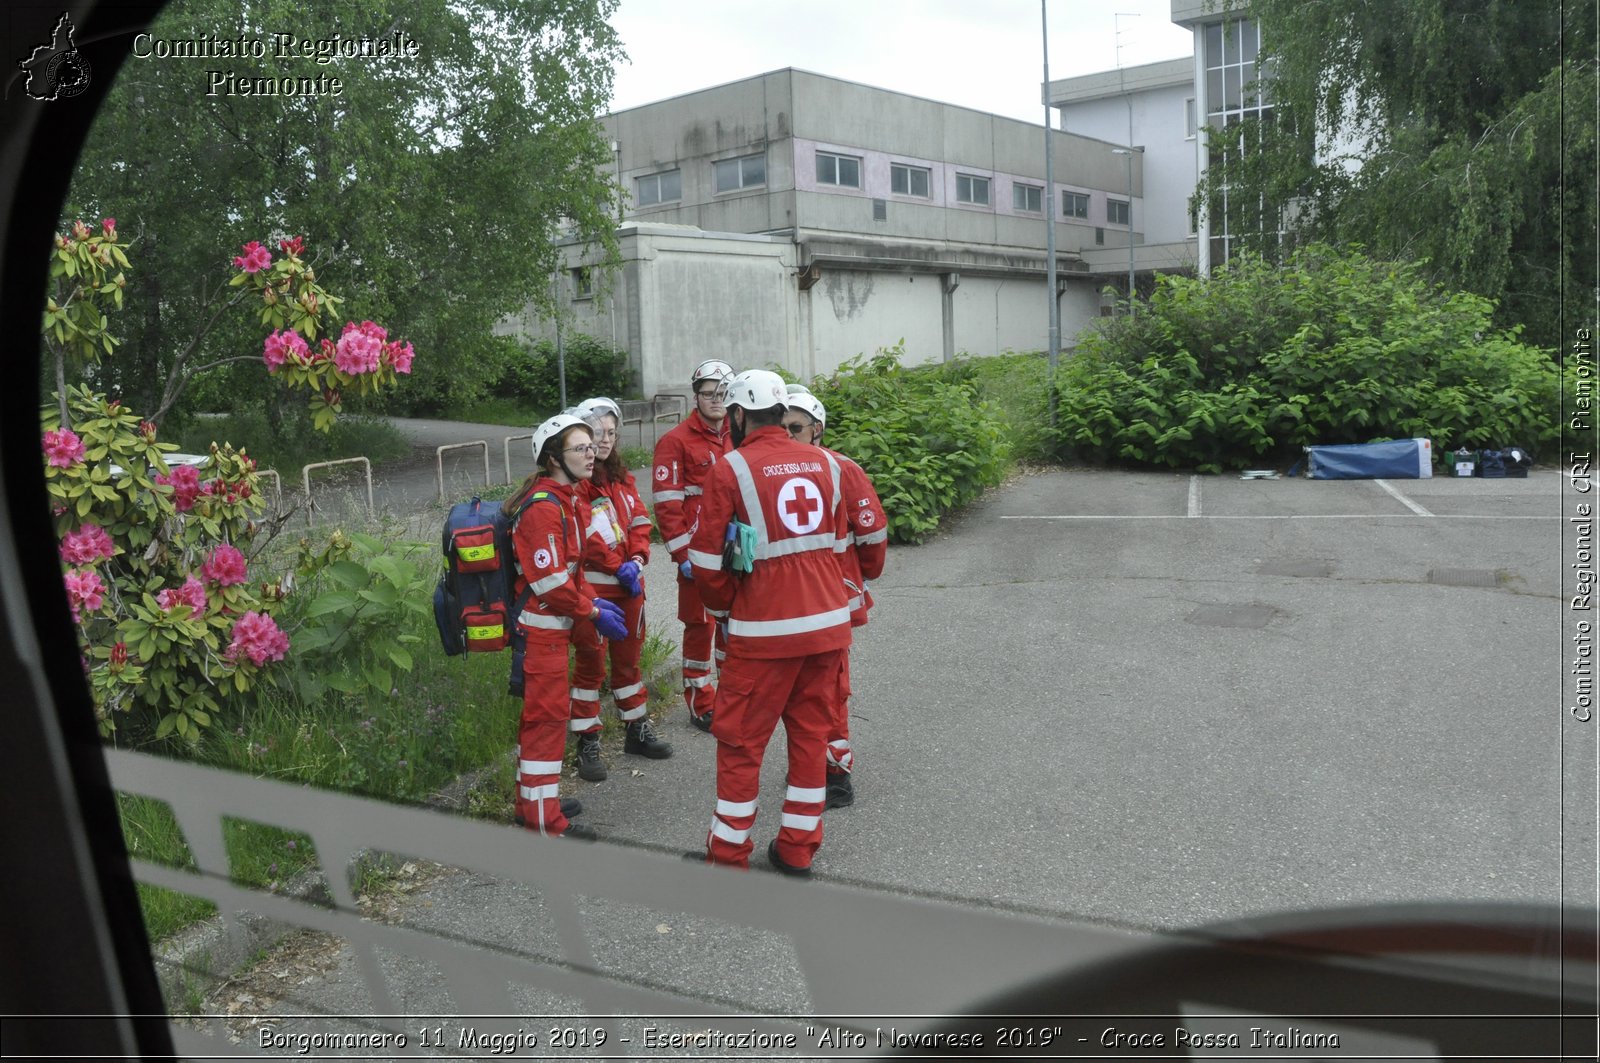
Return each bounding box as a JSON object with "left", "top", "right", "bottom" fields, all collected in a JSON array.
[{"left": 172, "top": 441, "right": 1592, "bottom": 1054}]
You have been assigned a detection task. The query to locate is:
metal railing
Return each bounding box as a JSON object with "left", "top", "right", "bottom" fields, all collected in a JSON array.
[
  {"left": 621, "top": 393, "right": 687, "bottom": 450},
  {"left": 301, "top": 457, "right": 372, "bottom": 523},
  {"left": 503, "top": 433, "right": 534, "bottom": 487},
  {"left": 255, "top": 468, "right": 283, "bottom": 515},
  {"left": 435, "top": 441, "right": 490, "bottom": 503}
]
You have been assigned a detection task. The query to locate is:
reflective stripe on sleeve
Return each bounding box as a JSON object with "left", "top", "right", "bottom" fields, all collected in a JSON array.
[
  {"left": 687, "top": 548, "right": 722, "bottom": 570},
  {"left": 786, "top": 784, "right": 826, "bottom": 804},
  {"left": 519, "top": 610, "right": 574, "bottom": 631},
  {"left": 856, "top": 528, "right": 888, "bottom": 545},
  {"left": 684, "top": 485, "right": 704, "bottom": 496},
  {"left": 665, "top": 531, "right": 692, "bottom": 552},
  {"left": 585, "top": 570, "right": 619, "bottom": 585},
  {"left": 530, "top": 570, "right": 570, "bottom": 595},
  {"left": 781, "top": 812, "right": 821, "bottom": 831},
  {"left": 629, "top": 516, "right": 652, "bottom": 528},
  {"left": 728, "top": 607, "right": 852, "bottom": 638},
  {"left": 653, "top": 489, "right": 686, "bottom": 503},
  {"left": 682, "top": 658, "right": 713, "bottom": 671}
]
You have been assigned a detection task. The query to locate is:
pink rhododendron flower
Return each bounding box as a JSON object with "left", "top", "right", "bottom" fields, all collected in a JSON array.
[
  {"left": 102, "top": 217, "right": 117, "bottom": 236},
  {"left": 232, "top": 241, "right": 272, "bottom": 274},
  {"left": 334, "top": 321, "right": 384, "bottom": 375},
  {"left": 157, "top": 575, "right": 208, "bottom": 615},
  {"left": 63, "top": 567, "right": 105, "bottom": 622},
  {"left": 42, "top": 428, "right": 85, "bottom": 468},
  {"left": 262, "top": 329, "right": 310, "bottom": 371},
  {"left": 71, "top": 220, "right": 90, "bottom": 240},
  {"left": 59, "top": 523, "right": 115, "bottom": 565},
  {"left": 155, "top": 464, "right": 201, "bottom": 512},
  {"left": 226, "top": 611, "right": 290, "bottom": 666},
  {"left": 383, "top": 340, "right": 415, "bottom": 374},
  {"left": 201, "top": 543, "right": 249, "bottom": 586},
  {"left": 278, "top": 235, "right": 304, "bottom": 256}
]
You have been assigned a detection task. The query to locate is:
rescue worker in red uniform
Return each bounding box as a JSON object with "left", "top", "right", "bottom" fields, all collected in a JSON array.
[
  {"left": 568, "top": 396, "right": 672, "bottom": 782},
  {"left": 782, "top": 387, "right": 887, "bottom": 811},
  {"left": 508, "top": 414, "right": 630, "bottom": 840},
  {"left": 684, "top": 370, "right": 853, "bottom": 875},
  {"left": 650, "top": 359, "right": 735, "bottom": 732}
]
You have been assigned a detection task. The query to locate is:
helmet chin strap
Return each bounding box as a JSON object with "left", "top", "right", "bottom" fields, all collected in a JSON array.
[{"left": 557, "top": 453, "right": 584, "bottom": 483}]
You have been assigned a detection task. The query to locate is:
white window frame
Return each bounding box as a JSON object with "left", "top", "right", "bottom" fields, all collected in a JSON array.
[
  {"left": 815, "top": 151, "right": 862, "bottom": 189},
  {"left": 714, "top": 153, "right": 766, "bottom": 194},
  {"left": 890, "top": 162, "right": 931, "bottom": 198},
  {"left": 955, "top": 173, "right": 990, "bottom": 206},
  {"left": 1012, "top": 183, "right": 1043, "bottom": 214},
  {"left": 1062, "top": 191, "right": 1089, "bottom": 219},
  {"left": 635, "top": 169, "right": 681, "bottom": 207}
]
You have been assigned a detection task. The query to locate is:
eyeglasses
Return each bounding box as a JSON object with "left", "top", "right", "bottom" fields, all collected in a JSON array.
[
  {"left": 783, "top": 423, "right": 808, "bottom": 436},
  {"left": 695, "top": 388, "right": 727, "bottom": 401},
  {"left": 564, "top": 444, "right": 598, "bottom": 456},
  {"left": 593, "top": 429, "right": 617, "bottom": 441}
]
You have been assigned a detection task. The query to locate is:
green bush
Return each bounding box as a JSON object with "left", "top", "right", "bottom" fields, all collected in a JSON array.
[
  {"left": 811, "top": 344, "right": 1009, "bottom": 543},
  {"left": 1050, "top": 244, "right": 1561, "bottom": 472},
  {"left": 496, "top": 332, "right": 632, "bottom": 413}
]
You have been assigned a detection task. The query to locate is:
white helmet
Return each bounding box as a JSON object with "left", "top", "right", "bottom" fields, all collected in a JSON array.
[
  {"left": 785, "top": 383, "right": 813, "bottom": 396},
  {"left": 531, "top": 413, "right": 588, "bottom": 461},
  {"left": 574, "top": 396, "right": 622, "bottom": 427},
  {"left": 786, "top": 391, "right": 826, "bottom": 427},
  {"left": 724, "top": 369, "right": 789, "bottom": 412},
  {"left": 690, "top": 359, "right": 735, "bottom": 390}
]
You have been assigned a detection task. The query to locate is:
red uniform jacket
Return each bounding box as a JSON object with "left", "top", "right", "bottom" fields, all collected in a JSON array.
[
  {"left": 825, "top": 446, "right": 888, "bottom": 626},
  {"left": 579, "top": 466, "right": 652, "bottom": 600},
  {"left": 510, "top": 477, "right": 596, "bottom": 643},
  {"left": 651, "top": 409, "right": 731, "bottom": 564},
  {"left": 688, "top": 425, "right": 852, "bottom": 660}
]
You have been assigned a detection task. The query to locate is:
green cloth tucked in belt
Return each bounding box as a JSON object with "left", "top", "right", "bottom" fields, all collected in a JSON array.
[{"left": 723, "top": 519, "right": 757, "bottom": 574}]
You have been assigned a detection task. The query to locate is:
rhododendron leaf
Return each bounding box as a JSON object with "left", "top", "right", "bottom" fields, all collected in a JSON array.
[
  {"left": 326, "top": 561, "right": 369, "bottom": 589},
  {"left": 307, "top": 590, "right": 358, "bottom": 617},
  {"left": 155, "top": 713, "right": 176, "bottom": 739}
]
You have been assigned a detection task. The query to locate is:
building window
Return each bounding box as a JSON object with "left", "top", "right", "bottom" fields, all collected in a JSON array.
[
  {"left": 891, "top": 162, "right": 931, "bottom": 198},
  {"left": 1107, "top": 198, "right": 1130, "bottom": 226},
  {"left": 816, "top": 151, "right": 861, "bottom": 189},
  {"left": 714, "top": 153, "right": 766, "bottom": 194},
  {"left": 1203, "top": 17, "right": 1277, "bottom": 266},
  {"left": 1062, "top": 191, "right": 1089, "bottom": 219},
  {"left": 635, "top": 169, "right": 681, "bottom": 207},
  {"left": 1012, "top": 183, "right": 1043, "bottom": 213},
  {"left": 956, "top": 173, "right": 990, "bottom": 206},
  {"left": 571, "top": 266, "right": 593, "bottom": 299},
  {"left": 1186, "top": 97, "right": 1197, "bottom": 139},
  {"left": 1095, "top": 227, "right": 1105, "bottom": 245}
]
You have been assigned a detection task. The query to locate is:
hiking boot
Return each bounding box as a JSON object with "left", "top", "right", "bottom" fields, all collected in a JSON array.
[
  {"left": 766, "top": 839, "right": 812, "bottom": 878},
  {"left": 575, "top": 732, "right": 607, "bottom": 781},
  {"left": 689, "top": 710, "right": 714, "bottom": 734},
  {"left": 558, "top": 821, "right": 599, "bottom": 841},
  {"left": 624, "top": 718, "right": 674, "bottom": 758},
  {"left": 824, "top": 773, "right": 854, "bottom": 810},
  {"left": 560, "top": 797, "right": 583, "bottom": 819}
]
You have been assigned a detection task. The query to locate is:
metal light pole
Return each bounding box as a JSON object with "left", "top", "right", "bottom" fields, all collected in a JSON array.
[
  {"left": 1113, "top": 147, "right": 1137, "bottom": 314},
  {"left": 1042, "top": 0, "right": 1059, "bottom": 426}
]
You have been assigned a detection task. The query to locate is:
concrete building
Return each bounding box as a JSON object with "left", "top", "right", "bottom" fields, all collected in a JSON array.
[{"left": 500, "top": 68, "right": 1171, "bottom": 399}]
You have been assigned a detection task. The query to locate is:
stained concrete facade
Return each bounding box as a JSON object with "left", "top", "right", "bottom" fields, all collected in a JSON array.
[{"left": 500, "top": 69, "right": 1159, "bottom": 399}]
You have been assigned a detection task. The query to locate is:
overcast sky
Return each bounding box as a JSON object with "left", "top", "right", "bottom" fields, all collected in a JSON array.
[{"left": 607, "top": 0, "right": 1195, "bottom": 126}]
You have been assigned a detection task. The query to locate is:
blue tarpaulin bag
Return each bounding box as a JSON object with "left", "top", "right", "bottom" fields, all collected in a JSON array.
[{"left": 1305, "top": 439, "right": 1433, "bottom": 480}]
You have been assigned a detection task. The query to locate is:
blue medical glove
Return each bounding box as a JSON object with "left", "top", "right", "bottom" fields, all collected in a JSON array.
[
  {"left": 616, "top": 560, "right": 643, "bottom": 597},
  {"left": 593, "top": 599, "right": 628, "bottom": 641},
  {"left": 679, "top": 560, "right": 694, "bottom": 581}
]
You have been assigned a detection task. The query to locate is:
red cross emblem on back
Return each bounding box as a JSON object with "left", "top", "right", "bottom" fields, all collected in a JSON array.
[{"left": 776, "top": 478, "right": 824, "bottom": 535}]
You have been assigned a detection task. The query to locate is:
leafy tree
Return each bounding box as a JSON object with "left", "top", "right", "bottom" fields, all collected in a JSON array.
[
  {"left": 59, "top": 0, "right": 624, "bottom": 431},
  {"left": 1197, "top": 0, "right": 1594, "bottom": 350},
  {"left": 1051, "top": 244, "right": 1561, "bottom": 472}
]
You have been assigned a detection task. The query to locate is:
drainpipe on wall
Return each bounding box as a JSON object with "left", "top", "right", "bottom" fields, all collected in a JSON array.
[{"left": 941, "top": 272, "right": 961, "bottom": 363}]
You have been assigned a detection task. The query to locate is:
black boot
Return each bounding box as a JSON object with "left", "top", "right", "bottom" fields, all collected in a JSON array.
[
  {"left": 624, "top": 717, "right": 674, "bottom": 758},
  {"left": 575, "top": 732, "right": 607, "bottom": 781},
  {"left": 825, "top": 772, "right": 854, "bottom": 809},
  {"left": 766, "top": 839, "right": 812, "bottom": 878},
  {"left": 689, "top": 710, "right": 713, "bottom": 734}
]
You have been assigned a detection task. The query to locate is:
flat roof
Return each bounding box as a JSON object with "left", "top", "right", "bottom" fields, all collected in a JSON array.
[{"left": 1048, "top": 57, "right": 1194, "bottom": 106}]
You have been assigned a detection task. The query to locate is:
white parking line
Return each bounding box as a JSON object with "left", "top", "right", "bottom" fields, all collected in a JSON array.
[
  {"left": 1373, "top": 478, "right": 1434, "bottom": 517},
  {"left": 1188, "top": 475, "right": 1201, "bottom": 517}
]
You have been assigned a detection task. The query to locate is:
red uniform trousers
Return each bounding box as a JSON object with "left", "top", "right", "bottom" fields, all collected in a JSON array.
[
  {"left": 827, "top": 652, "right": 855, "bottom": 776},
  {"left": 705, "top": 648, "right": 846, "bottom": 870},
  {"left": 516, "top": 639, "right": 577, "bottom": 835},
  {"left": 570, "top": 594, "right": 648, "bottom": 732},
  {"left": 679, "top": 573, "right": 722, "bottom": 718}
]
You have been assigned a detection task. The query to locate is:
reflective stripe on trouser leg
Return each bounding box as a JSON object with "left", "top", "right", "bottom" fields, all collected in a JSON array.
[
  {"left": 827, "top": 651, "right": 853, "bottom": 773},
  {"left": 610, "top": 595, "right": 648, "bottom": 720},
  {"left": 775, "top": 647, "right": 846, "bottom": 868},
  {"left": 681, "top": 615, "right": 717, "bottom": 717},
  {"left": 516, "top": 642, "right": 572, "bottom": 836},
  {"left": 567, "top": 685, "right": 602, "bottom": 733},
  {"left": 568, "top": 622, "right": 606, "bottom": 734},
  {"left": 706, "top": 655, "right": 792, "bottom": 869}
]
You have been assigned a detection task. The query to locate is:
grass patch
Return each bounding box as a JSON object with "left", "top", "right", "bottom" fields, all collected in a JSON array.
[
  {"left": 176, "top": 412, "right": 411, "bottom": 473},
  {"left": 442, "top": 396, "right": 547, "bottom": 427},
  {"left": 951, "top": 350, "right": 1054, "bottom": 463}
]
